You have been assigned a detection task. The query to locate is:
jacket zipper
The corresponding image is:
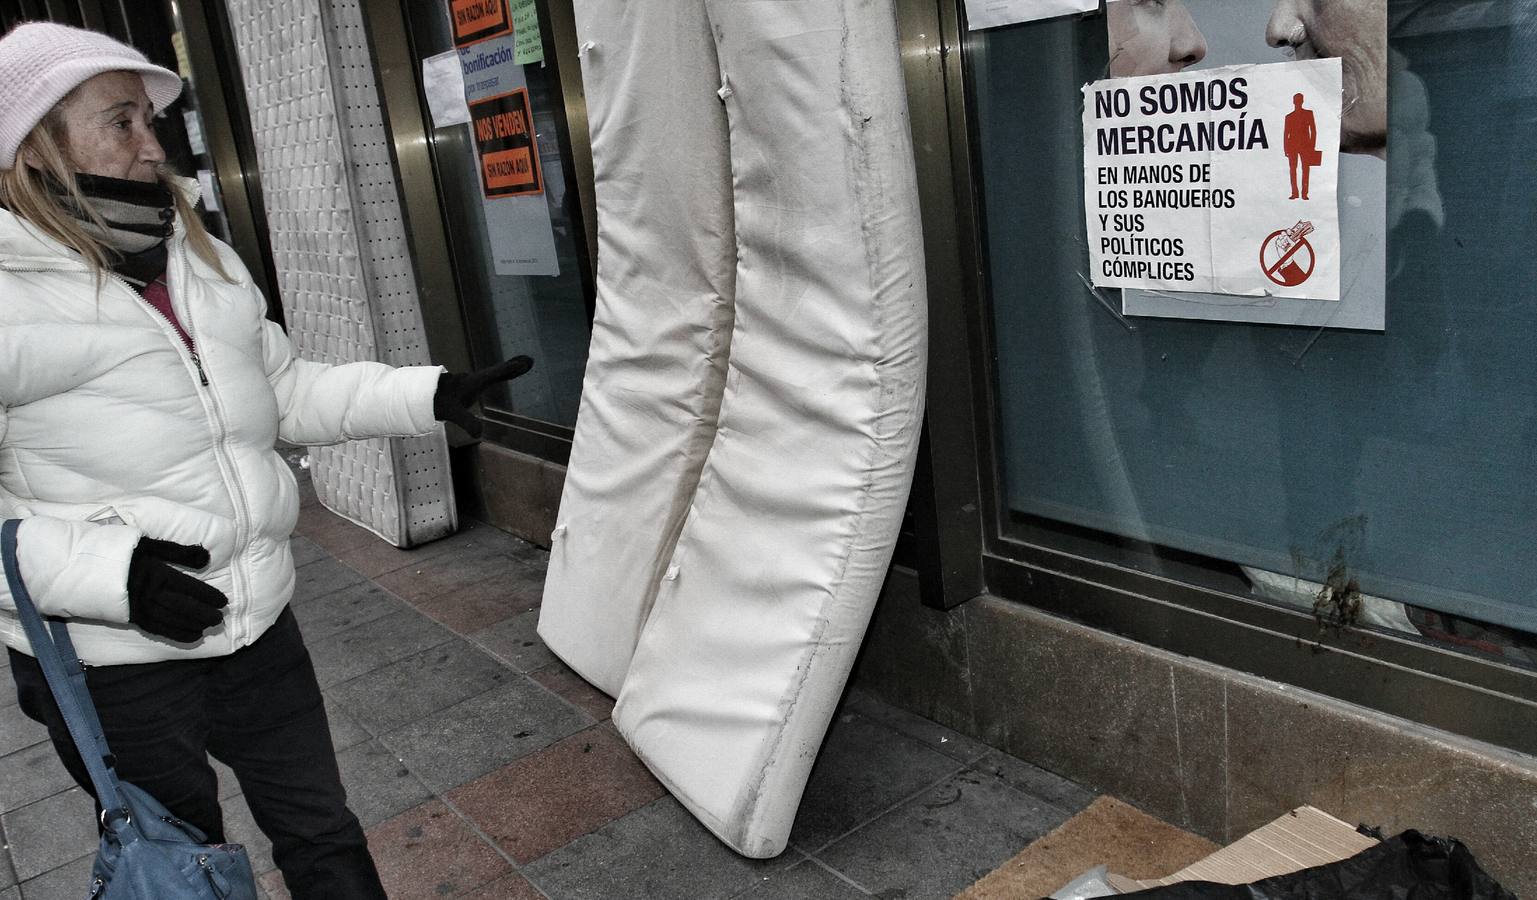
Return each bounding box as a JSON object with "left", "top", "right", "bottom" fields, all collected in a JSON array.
[
  {"left": 163, "top": 244, "right": 258, "bottom": 644},
  {"left": 112, "top": 271, "right": 209, "bottom": 386}
]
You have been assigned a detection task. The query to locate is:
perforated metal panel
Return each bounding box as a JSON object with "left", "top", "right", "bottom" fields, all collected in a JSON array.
[{"left": 225, "top": 0, "right": 456, "bottom": 547}]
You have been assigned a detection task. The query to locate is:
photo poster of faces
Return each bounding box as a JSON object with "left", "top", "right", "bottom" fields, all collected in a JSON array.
[
  {"left": 1102, "top": 0, "right": 1387, "bottom": 330},
  {"left": 965, "top": 0, "right": 1097, "bottom": 31}
]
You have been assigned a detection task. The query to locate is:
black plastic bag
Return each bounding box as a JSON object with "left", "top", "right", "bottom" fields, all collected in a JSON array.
[{"left": 1118, "top": 831, "right": 1518, "bottom": 900}]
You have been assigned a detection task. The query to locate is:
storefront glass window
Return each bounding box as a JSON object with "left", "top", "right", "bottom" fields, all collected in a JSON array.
[
  {"left": 971, "top": 4, "right": 1537, "bottom": 656},
  {"left": 407, "top": 1, "right": 592, "bottom": 428}
]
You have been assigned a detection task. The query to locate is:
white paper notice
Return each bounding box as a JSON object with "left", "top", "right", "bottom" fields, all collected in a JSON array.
[
  {"left": 182, "top": 110, "right": 205, "bottom": 156},
  {"left": 422, "top": 49, "right": 471, "bottom": 129},
  {"left": 196, "top": 170, "right": 221, "bottom": 212},
  {"left": 966, "top": 0, "right": 1096, "bottom": 30},
  {"left": 1082, "top": 58, "right": 1343, "bottom": 301},
  {"left": 459, "top": 34, "right": 559, "bottom": 277}
]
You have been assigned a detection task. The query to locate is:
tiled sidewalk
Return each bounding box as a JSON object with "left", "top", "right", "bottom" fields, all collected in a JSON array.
[{"left": 0, "top": 483, "right": 1095, "bottom": 899}]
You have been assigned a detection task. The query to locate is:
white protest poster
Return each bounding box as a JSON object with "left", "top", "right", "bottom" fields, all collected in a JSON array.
[
  {"left": 1095, "top": 0, "right": 1387, "bottom": 330},
  {"left": 965, "top": 0, "right": 1096, "bottom": 31},
  {"left": 1083, "top": 59, "right": 1343, "bottom": 300},
  {"left": 452, "top": 0, "right": 559, "bottom": 277}
]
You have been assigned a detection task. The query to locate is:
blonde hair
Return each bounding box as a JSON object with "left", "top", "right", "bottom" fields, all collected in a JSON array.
[{"left": 0, "top": 102, "right": 232, "bottom": 283}]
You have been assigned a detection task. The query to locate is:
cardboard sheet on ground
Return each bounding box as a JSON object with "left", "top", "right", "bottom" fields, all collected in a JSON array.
[
  {"left": 1116, "top": 806, "right": 1378, "bottom": 890},
  {"left": 1097, "top": 0, "right": 1387, "bottom": 330}
]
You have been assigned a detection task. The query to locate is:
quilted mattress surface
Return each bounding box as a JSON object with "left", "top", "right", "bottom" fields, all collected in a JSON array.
[{"left": 541, "top": 0, "right": 927, "bottom": 858}]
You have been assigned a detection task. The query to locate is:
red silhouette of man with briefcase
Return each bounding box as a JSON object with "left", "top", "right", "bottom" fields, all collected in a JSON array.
[{"left": 1284, "top": 92, "right": 1320, "bottom": 200}]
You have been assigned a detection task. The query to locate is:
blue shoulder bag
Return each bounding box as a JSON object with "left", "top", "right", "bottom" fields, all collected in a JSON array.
[{"left": 1, "top": 520, "right": 258, "bottom": 900}]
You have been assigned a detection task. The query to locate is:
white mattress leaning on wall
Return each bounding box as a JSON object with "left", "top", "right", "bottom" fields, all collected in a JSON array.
[
  {"left": 542, "top": 0, "right": 929, "bottom": 859},
  {"left": 224, "top": 0, "right": 456, "bottom": 547},
  {"left": 537, "top": 0, "right": 737, "bottom": 696}
]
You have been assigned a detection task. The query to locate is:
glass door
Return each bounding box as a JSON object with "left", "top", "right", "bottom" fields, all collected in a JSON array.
[{"left": 403, "top": 0, "right": 595, "bottom": 444}]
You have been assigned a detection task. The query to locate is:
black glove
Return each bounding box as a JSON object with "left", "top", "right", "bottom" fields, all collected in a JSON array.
[
  {"left": 126, "top": 538, "right": 228, "bottom": 643},
  {"left": 433, "top": 356, "right": 535, "bottom": 438}
]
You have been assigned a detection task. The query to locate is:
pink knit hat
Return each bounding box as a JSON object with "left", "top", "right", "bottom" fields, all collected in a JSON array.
[{"left": 0, "top": 22, "right": 183, "bottom": 169}]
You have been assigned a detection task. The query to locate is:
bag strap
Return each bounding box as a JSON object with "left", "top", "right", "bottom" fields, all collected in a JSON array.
[{"left": 1, "top": 520, "right": 128, "bottom": 822}]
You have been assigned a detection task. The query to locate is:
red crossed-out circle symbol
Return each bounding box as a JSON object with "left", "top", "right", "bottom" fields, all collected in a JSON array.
[{"left": 1259, "top": 228, "right": 1316, "bottom": 287}]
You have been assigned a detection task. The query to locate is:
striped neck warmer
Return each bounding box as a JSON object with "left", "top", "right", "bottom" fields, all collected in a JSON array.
[{"left": 59, "top": 173, "right": 174, "bottom": 291}]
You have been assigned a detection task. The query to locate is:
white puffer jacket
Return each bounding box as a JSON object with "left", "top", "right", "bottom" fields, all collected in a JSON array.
[{"left": 0, "top": 180, "right": 442, "bottom": 664}]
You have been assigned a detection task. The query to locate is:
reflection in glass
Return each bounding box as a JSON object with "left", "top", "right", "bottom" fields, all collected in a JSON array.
[
  {"left": 408, "top": 3, "right": 592, "bottom": 428},
  {"left": 971, "top": 3, "right": 1536, "bottom": 663}
]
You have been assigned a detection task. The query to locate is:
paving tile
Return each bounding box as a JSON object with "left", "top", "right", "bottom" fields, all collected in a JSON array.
[
  {"left": 294, "top": 506, "right": 377, "bottom": 556},
  {"left": 335, "top": 740, "right": 434, "bottom": 829},
  {"left": 334, "top": 535, "right": 462, "bottom": 580},
  {"left": 529, "top": 661, "right": 614, "bottom": 722},
  {"left": 374, "top": 542, "right": 533, "bottom": 606},
  {"left": 366, "top": 800, "right": 511, "bottom": 899},
  {"left": 289, "top": 579, "right": 405, "bottom": 643},
  {"left": 0, "top": 743, "right": 74, "bottom": 813},
  {"left": 0, "top": 829, "right": 14, "bottom": 889},
  {"left": 3, "top": 788, "right": 96, "bottom": 880},
  {"left": 289, "top": 556, "right": 368, "bottom": 605},
  {"left": 522, "top": 797, "right": 778, "bottom": 900},
  {"left": 383, "top": 677, "right": 593, "bottom": 793},
  {"left": 293, "top": 501, "right": 331, "bottom": 535},
  {"left": 444, "top": 519, "right": 550, "bottom": 571},
  {"left": 456, "top": 873, "right": 545, "bottom": 899},
  {"left": 221, "top": 791, "right": 276, "bottom": 876},
  {"left": 328, "top": 640, "right": 514, "bottom": 735},
  {"left": 466, "top": 610, "right": 556, "bottom": 673},
  {"left": 844, "top": 689, "right": 993, "bottom": 766},
  {"left": 307, "top": 610, "right": 455, "bottom": 690},
  {"left": 447, "top": 726, "right": 665, "bottom": 864},
  {"left": 0, "top": 885, "right": 17, "bottom": 900},
  {"left": 788, "top": 709, "right": 964, "bottom": 853},
  {"left": 416, "top": 570, "right": 544, "bottom": 636},
  {"left": 13, "top": 852, "right": 91, "bottom": 900},
  {"left": 324, "top": 696, "right": 373, "bottom": 752},
  {"left": 291, "top": 466, "right": 319, "bottom": 510},
  {"left": 732, "top": 859, "right": 873, "bottom": 899},
  {"left": 970, "top": 751, "right": 1097, "bottom": 816},
  {"left": 818, "top": 769, "right": 1069, "bottom": 900},
  {"left": 0, "top": 705, "right": 48, "bottom": 758},
  {"left": 288, "top": 535, "right": 327, "bottom": 568}
]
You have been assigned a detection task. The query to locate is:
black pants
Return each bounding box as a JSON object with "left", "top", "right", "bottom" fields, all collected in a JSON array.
[{"left": 10, "top": 607, "right": 385, "bottom": 899}]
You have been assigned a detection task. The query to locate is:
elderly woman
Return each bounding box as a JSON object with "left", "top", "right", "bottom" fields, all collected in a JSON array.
[{"left": 0, "top": 23, "right": 526, "bottom": 898}]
